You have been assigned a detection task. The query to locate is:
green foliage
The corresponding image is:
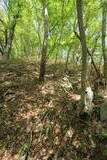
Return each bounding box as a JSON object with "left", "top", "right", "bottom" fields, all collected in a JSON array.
[
  {"left": 19, "top": 143, "right": 30, "bottom": 156},
  {"left": 103, "top": 148, "right": 107, "bottom": 157},
  {"left": 102, "top": 132, "right": 107, "bottom": 139},
  {"left": 0, "top": 0, "right": 105, "bottom": 60},
  {"left": 99, "top": 130, "right": 107, "bottom": 140},
  {"left": 41, "top": 124, "right": 53, "bottom": 136}
]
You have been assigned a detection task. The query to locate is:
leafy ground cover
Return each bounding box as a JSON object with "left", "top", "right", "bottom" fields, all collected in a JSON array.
[{"left": 0, "top": 59, "right": 107, "bottom": 160}]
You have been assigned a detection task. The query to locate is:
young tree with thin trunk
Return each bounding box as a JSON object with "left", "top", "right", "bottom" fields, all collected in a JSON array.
[
  {"left": 0, "top": 17, "right": 18, "bottom": 60},
  {"left": 0, "top": 0, "right": 22, "bottom": 59},
  {"left": 65, "top": 46, "right": 72, "bottom": 71},
  {"left": 102, "top": 1, "right": 107, "bottom": 84},
  {"left": 76, "top": 0, "right": 88, "bottom": 107},
  {"left": 4, "top": 15, "right": 19, "bottom": 59},
  {"left": 39, "top": 0, "right": 48, "bottom": 82}
]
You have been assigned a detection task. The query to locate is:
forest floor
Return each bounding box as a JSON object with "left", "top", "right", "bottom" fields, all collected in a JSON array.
[{"left": 0, "top": 58, "right": 107, "bottom": 160}]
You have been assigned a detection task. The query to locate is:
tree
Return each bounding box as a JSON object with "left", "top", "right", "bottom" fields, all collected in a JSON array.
[
  {"left": 65, "top": 46, "right": 72, "bottom": 71},
  {"left": 39, "top": 0, "right": 48, "bottom": 82},
  {"left": 76, "top": 0, "right": 88, "bottom": 107},
  {"left": 0, "top": 0, "right": 104, "bottom": 67},
  {"left": 0, "top": 0, "right": 23, "bottom": 59},
  {"left": 102, "top": 1, "right": 107, "bottom": 84}
]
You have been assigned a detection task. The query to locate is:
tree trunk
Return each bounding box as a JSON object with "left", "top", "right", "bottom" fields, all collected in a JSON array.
[
  {"left": 102, "top": 2, "right": 107, "bottom": 84},
  {"left": 0, "top": 16, "right": 18, "bottom": 60},
  {"left": 74, "top": 31, "right": 101, "bottom": 78},
  {"left": 39, "top": 0, "right": 48, "bottom": 82},
  {"left": 76, "top": 0, "right": 88, "bottom": 107},
  {"left": 4, "top": 22, "right": 16, "bottom": 59},
  {"left": 65, "top": 46, "right": 72, "bottom": 71}
]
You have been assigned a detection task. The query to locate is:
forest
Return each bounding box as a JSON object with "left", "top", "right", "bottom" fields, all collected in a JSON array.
[{"left": 0, "top": 0, "right": 107, "bottom": 160}]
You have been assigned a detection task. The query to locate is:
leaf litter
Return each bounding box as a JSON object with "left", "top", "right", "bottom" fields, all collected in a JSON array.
[{"left": 0, "top": 59, "right": 106, "bottom": 160}]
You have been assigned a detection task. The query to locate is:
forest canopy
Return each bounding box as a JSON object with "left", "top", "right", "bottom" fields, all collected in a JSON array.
[{"left": 0, "top": 0, "right": 103, "bottom": 59}]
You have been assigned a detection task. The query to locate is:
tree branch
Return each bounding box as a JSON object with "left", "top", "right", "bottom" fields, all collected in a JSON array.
[
  {"left": 91, "top": 32, "right": 101, "bottom": 54},
  {"left": 0, "top": 45, "right": 4, "bottom": 55},
  {"left": 74, "top": 30, "right": 101, "bottom": 77},
  {"left": 0, "top": 18, "right": 5, "bottom": 24}
]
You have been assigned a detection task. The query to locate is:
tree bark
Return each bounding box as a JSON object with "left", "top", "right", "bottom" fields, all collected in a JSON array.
[
  {"left": 76, "top": 0, "right": 88, "bottom": 107},
  {"left": 74, "top": 31, "right": 101, "bottom": 78},
  {"left": 4, "top": 21, "right": 16, "bottom": 59},
  {"left": 102, "top": 2, "right": 107, "bottom": 84},
  {"left": 0, "top": 15, "right": 18, "bottom": 60},
  {"left": 65, "top": 46, "right": 72, "bottom": 71},
  {"left": 39, "top": 0, "right": 48, "bottom": 82}
]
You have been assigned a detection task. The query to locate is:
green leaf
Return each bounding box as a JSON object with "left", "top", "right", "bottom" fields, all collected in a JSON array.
[
  {"left": 99, "top": 130, "right": 107, "bottom": 140},
  {"left": 19, "top": 143, "right": 30, "bottom": 156}
]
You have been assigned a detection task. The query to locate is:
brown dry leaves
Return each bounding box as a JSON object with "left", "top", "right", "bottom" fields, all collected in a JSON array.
[{"left": 0, "top": 60, "right": 104, "bottom": 160}]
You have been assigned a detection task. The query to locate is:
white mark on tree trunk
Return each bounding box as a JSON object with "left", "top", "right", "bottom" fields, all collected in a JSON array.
[
  {"left": 84, "top": 86, "right": 93, "bottom": 113},
  {"left": 45, "top": 8, "right": 48, "bottom": 16}
]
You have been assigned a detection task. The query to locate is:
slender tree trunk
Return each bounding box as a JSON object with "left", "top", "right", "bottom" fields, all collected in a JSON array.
[
  {"left": 0, "top": 16, "right": 18, "bottom": 60},
  {"left": 0, "top": 1, "right": 20, "bottom": 59},
  {"left": 76, "top": 0, "right": 88, "bottom": 106},
  {"left": 74, "top": 31, "right": 101, "bottom": 78},
  {"left": 54, "top": 1, "right": 65, "bottom": 65},
  {"left": 4, "top": 22, "right": 16, "bottom": 59},
  {"left": 102, "top": 2, "right": 107, "bottom": 84},
  {"left": 39, "top": 0, "right": 48, "bottom": 82},
  {"left": 65, "top": 46, "right": 72, "bottom": 70},
  {"left": 55, "top": 52, "right": 58, "bottom": 65}
]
